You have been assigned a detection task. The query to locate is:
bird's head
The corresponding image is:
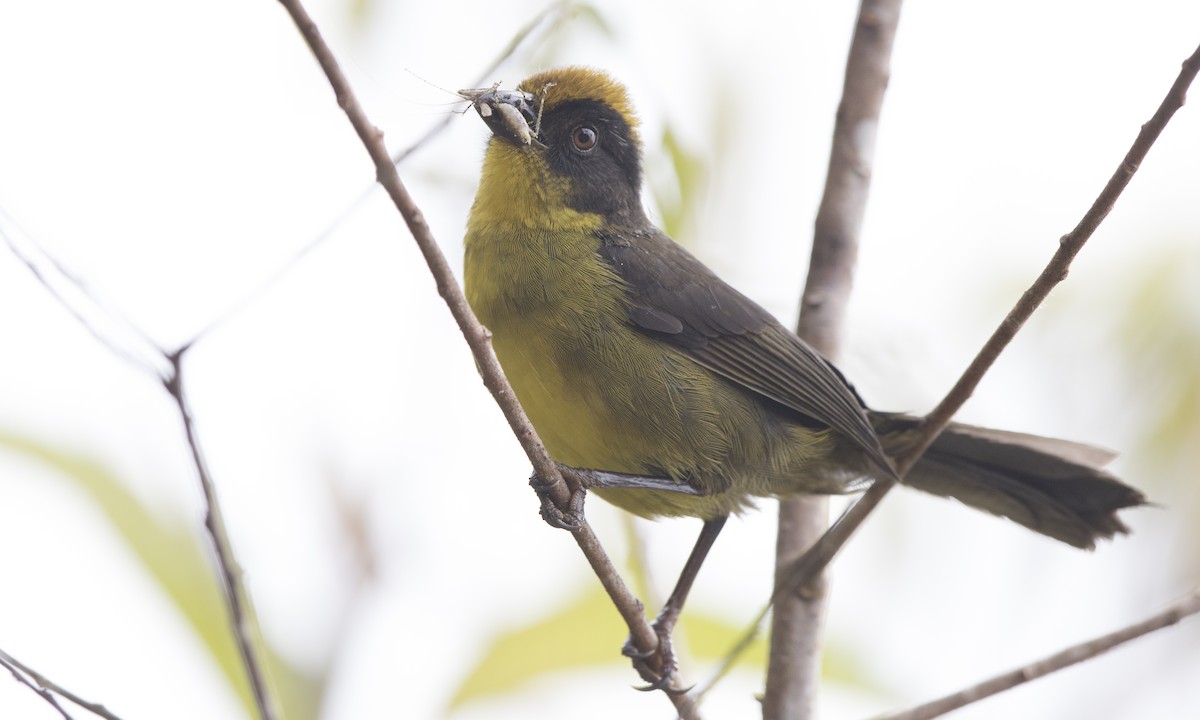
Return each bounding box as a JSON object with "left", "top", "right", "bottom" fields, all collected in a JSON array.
[{"left": 462, "top": 67, "right": 647, "bottom": 229}]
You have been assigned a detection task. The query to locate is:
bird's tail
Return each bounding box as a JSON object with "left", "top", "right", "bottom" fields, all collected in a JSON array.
[{"left": 870, "top": 412, "right": 1146, "bottom": 549}]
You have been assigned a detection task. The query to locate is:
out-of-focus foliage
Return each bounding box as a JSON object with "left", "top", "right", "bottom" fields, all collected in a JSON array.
[
  {"left": 0, "top": 435, "right": 323, "bottom": 720},
  {"left": 1109, "top": 245, "right": 1200, "bottom": 462},
  {"left": 530, "top": 2, "right": 614, "bottom": 69},
  {"left": 1107, "top": 244, "right": 1200, "bottom": 575},
  {"left": 447, "top": 585, "right": 627, "bottom": 709},
  {"left": 447, "top": 581, "right": 773, "bottom": 711},
  {"left": 652, "top": 125, "right": 708, "bottom": 242},
  {"left": 3, "top": 0, "right": 1198, "bottom": 718},
  {"left": 1033, "top": 239, "right": 1200, "bottom": 578}
]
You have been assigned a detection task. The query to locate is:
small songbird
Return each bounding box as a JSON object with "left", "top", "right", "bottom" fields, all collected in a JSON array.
[{"left": 461, "top": 66, "right": 1143, "bottom": 688}]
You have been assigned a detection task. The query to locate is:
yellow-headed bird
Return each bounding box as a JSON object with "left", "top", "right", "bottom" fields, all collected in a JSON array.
[{"left": 462, "top": 67, "right": 1143, "bottom": 686}]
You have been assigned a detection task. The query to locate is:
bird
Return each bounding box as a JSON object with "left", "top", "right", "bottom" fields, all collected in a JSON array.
[{"left": 460, "top": 66, "right": 1144, "bottom": 689}]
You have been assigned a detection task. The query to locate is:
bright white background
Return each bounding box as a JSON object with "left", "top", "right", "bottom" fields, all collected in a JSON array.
[{"left": 1, "top": 0, "right": 1198, "bottom": 718}]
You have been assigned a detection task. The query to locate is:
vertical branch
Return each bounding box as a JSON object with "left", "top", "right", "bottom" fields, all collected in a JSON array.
[
  {"left": 762, "top": 1, "right": 903, "bottom": 718},
  {"left": 776, "top": 39, "right": 1200, "bottom": 602}
]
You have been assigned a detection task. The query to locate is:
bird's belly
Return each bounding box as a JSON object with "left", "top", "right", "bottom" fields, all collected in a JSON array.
[
  {"left": 490, "top": 311, "right": 694, "bottom": 474},
  {"left": 474, "top": 289, "right": 846, "bottom": 517}
]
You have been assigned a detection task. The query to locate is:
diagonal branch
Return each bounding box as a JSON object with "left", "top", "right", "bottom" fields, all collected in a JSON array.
[
  {"left": 2, "top": 8, "right": 588, "bottom": 720},
  {"left": 764, "top": 1, "right": 904, "bottom": 717},
  {"left": 391, "top": 1, "right": 570, "bottom": 166},
  {"left": 776, "top": 37, "right": 1200, "bottom": 602},
  {"left": 0, "top": 209, "right": 168, "bottom": 380},
  {"left": 273, "top": 0, "right": 700, "bottom": 715},
  {"left": 184, "top": 1, "right": 569, "bottom": 349},
  {"left": 0, "top": 647, "right": 125, "bottom": 720},
  {"left": 707, "top": 37, "right": 1200, "bottom": 695},
  {"left": 874, "top": 586, "right": 1200, "bottom": 720}
]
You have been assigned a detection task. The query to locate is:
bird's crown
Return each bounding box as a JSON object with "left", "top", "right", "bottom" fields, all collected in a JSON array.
[{"left": 518, "top": 66, "right": 640, "bottom": 147}]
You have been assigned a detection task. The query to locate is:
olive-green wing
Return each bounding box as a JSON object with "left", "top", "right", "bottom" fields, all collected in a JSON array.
[{"left": 598, "top": 229, "right": 894, "bottom": 477}]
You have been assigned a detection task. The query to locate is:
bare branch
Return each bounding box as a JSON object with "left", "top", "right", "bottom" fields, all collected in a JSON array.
[
  {"left": 273, "top": 0, "right": 699, "bottom": 714},
  {"left": 710, "top": 37, "right": 1200, "bottom": 696},
  {"left": 162, "top": 351, "right": 279, "bottom": 720},
  {"left": 875, "top": 587, "right": 1200, "bottom": 720},
  {"left": 777, "top": 37, "right": 1200, "bottom": 602},
  {"left": 765, "top": 1, "right": 903, "bottom": 717},
  {"left": 0, "top": 209, "right": 168, "bottom": 380},
  {"left": 1, "top": 658, "right": 74, "bottom": 720},
  {"left": 2, "top": 219, "right": 280, "bottom": 720},
  {"left": 184, "top": 2, "right": 569, "bottom": 349},
  {"left": 0, "top": 647, "right": 124, "bottom": 720}
]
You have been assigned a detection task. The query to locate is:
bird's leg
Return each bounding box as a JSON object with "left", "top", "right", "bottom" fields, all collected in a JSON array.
[
  {"left": 530, "top": 463, "right": 706, "bottom": 532},
  {"left": 624, "top": 515, "right": 728, "bottom": 692},
  {"left": 564, "top": 464, "right": 705, "bottom": 495}
]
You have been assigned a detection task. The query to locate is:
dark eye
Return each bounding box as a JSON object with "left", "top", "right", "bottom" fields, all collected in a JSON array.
[{"left": 571, "top": 125, "right": 598, "bottom": 152}]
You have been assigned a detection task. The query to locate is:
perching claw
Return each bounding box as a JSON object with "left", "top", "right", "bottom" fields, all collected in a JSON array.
[
  {"left": 622, "top": 626, "right": 687, "bottom": 693},
  {"left": 621, "top": 516, "right": 727, "bottom": 694},
  {"left": 528, "top": 471, "right": 586, "bottom": 530}
]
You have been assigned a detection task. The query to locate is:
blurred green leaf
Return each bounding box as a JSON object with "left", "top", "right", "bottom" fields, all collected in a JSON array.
[
  {"left": 450, "top": 580, "right": 773, "bottom": 710},
  {"left": 449, "top": 585, "right": 626, "bottom": 709},
  {"left": 653, "top": 125, "right": 708, "bottom": 241},
  {"left": 820, "top": 634, "right": 887, "bottom": 695},
  {"left": 678, "top": 611, "right": 767, "bottom": 667},
  {"left": 619, "top": 513, "right": 657, "bottom": 606},
  {"left": 568, "top": 2, "right": 613, "bottom": 38},
  {"left": 345, "top": 0, "right": 371, "bottom": 26},
  {"left": 1114, "top": 248, "right": 1200, "bottom": 460},
  {"left": 0, "top": 434, "right": 322, "bottom": 720},
  {"left": 531, "top": 3, "right": 614, "bottom": 72},
  {"left": 1033, "top": 240, "right": 1200, "bottom": 580}
]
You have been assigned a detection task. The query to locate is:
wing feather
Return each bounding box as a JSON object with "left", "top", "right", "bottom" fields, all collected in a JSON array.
[{"left": 598, "top": 230, "right": 894, "bottom": 476}]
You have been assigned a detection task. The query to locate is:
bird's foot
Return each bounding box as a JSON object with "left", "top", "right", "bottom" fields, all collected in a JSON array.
[
  {"left": 529, "top": 471, "right": 586, "bottom": 530},
  {"left": 622, "top": 618, "right": 690, "bottom": 694}
]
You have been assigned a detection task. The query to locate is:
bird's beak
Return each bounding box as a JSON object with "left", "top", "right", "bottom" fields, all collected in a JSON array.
[{"left": 459, "top": 85, "right": 539, "bottom": 147}]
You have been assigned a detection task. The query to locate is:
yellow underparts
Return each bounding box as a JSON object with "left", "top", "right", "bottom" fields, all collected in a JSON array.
[{"left": 465, "top": 140, "right": 837, "bottom": 519}]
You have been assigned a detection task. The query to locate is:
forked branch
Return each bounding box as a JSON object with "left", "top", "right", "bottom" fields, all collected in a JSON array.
[
  {"left": 778, "top": 38, "right": 1200, "bottom": 601},
  {"left": 765, "top": 1, "right": 905, "bottom": 717}
]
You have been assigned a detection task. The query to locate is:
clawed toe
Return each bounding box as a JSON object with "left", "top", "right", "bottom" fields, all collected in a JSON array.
[
  {"left": 622, "top": 619, "right": 687, "bottom": 694},
  {"left": 620, "top": 636, "right": 655, "bottom": 661},
  {"left": 528, "top": 472, "right": 586, "bottom": 530}
]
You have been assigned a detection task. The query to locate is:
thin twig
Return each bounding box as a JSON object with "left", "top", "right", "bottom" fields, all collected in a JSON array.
[
  {"left": 764, "top": 1, "right": 903, "bottom": 717},
  {"left": 162, "top": 350, "right": 279, "bottom": 720},
  {"left": 186, "top": 2, "right": 569, "bottom": 349},
  {"left": 0, "top": 647, "right": 124, "bottom": 720},
  {"left": 776, "top": 37, "right": 1200, "bottom": 603},
  {"left": 711, "top": 38, "right": 1200, "bottom": 691},
  {"left": 0, "top": 209, "right": 168, "bottom": 380},
  {"left": 696, "top": 601, "right": 770, "bottom": 699},
  {"left": 391, "top": 1, "right": 569, "bottom": 165},
  {"left": 273, "top": 1, "right": 699, "bottom": 715},
  {"left": 874, "top": 586, "right": 1200, "bottom": 720},
  {"left": 1, "top": 6, "right": 603, "bottom": 719},
  {"left": 1, "top": 657, "right": 74, "bottom": 720},
  {"left": 1, "top": 232, "right": 280, "bottom": 720}
]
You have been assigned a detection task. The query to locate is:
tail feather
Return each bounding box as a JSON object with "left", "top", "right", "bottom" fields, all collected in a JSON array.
[{"left": 870, "top": 412, "right": 1146, "bottom": 549}]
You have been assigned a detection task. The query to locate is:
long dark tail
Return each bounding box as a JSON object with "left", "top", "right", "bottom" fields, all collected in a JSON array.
[{"left": 869, "top": 412, "right": 1146, "bottom": 549}]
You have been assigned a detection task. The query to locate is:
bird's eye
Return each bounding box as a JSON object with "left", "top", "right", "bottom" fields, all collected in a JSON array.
[{"left": 571, "top": 125, "right": 598, "bottom": 153}]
